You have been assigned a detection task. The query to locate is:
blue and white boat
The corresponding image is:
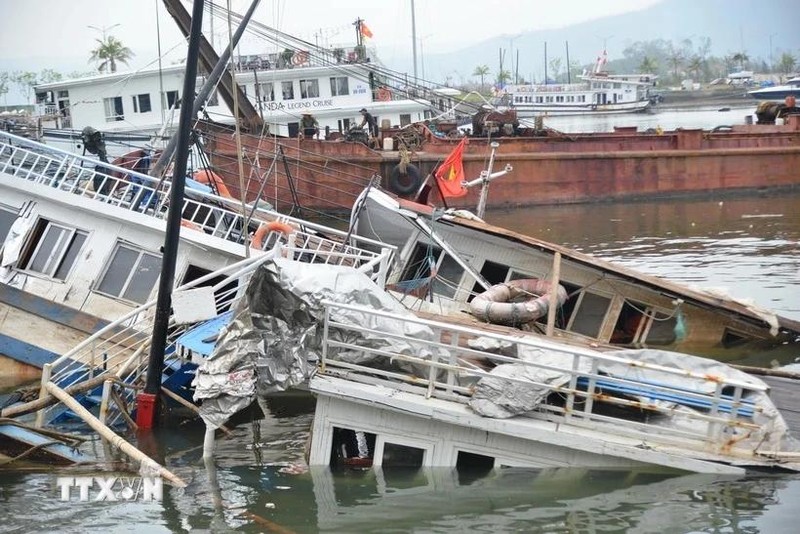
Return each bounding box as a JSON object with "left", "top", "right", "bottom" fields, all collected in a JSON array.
[{"left": 748, "top": 77, "right": 800, "bottom": 101}]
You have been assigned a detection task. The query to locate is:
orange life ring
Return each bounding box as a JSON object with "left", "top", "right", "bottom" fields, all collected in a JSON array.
[
  {"left": 252, "top": 220, "right": 294, "bottom": 250},
  {"left": 469, "top": 278, "right": 567, "bottom": 326},
  {"left": 193, "top": 169, "right": 233, "bottom": 199},
  {"left": 181, "top": 219, "right": 202, "bottom": 231}
]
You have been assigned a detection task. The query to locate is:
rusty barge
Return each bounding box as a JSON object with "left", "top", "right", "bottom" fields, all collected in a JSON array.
[{"left": 200, "top": 114, "right": 800, "bottom": 215}]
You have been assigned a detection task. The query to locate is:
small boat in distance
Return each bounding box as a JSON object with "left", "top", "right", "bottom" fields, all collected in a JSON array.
[
  {"left": 748, "top": 77, "right": 800, "bottom": 101},
  {"left": 497, "top": 50, "right": 656, "bottom": 117}
]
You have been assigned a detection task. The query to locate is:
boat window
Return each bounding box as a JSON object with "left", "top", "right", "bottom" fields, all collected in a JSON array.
[
  {"left": 468, "top": 260, "right": 510, "bottom": 303},
  {"left": 19, "top": 219, "right": 88, "bottom": 281},
  {"left": 103, "top": 96, "right": 124, "bottom": 122},
  {"left": 281, "top": 81, "right": 294, "bottom": 100},
  {"left": 721, "top": 328, "right": 751, "bottom": 348},
  {"left": 398, "top": 243, "right": 463, "bottom": 299},
  {"left": 96, "top": 242, "right": 162, "bottom": 304},
  {"left": 257, "top": 82, "right": 274, "bottom": 102},
  {"left": 568, "top": 291, "right": 611, "bottom": 339},
  {"left": 0, "top": 205, "right": 17, "bottom": 243},
  {"left": 162, "top": 90, "right": 180, "bottom": 110},
  {"left": 456, "top": 450, "right": 495, "bottom": 484},
  {"left": 382, "top": 442, "right": 425, "bottom": 468},
  {"left": 329, "top": 76, "right": 349, "bottom": 97},
  {"left": 642, "top": 308, "right": 678, "bottom": 345},
  {"left": 131, "top": 93, "right": 151, "bottom": 114},
  {"left": 399, "top": 114, "right": 411, "bottom": 127},
  {"left": 329, "top": 427, "right": 376, "bottom": 469},
  {"left": 299, "top": 79, "right": 319, "bottom": 99},
  {"left": 611, "top": 301, "right": 647, "bottom": 345}
]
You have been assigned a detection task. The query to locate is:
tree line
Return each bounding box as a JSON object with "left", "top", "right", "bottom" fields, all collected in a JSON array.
[
  {"left": 468, "top": 37, "right": 798, "bottom": 92},
  {"left": 1, "top": 35, "right": 133, "bottom": 105}
]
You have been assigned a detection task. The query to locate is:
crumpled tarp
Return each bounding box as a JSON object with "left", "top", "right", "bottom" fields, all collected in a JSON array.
[
  {"left": 193, "top": 257, "right": 446, "bottom": 428},
  {"left": 469, "top": 343, "right": 800, "bottom": 454}
]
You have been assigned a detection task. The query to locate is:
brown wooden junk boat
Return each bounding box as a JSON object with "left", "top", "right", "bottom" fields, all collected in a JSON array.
[{"left": 199, "top": 110, "right": 800, "bottom": 215}]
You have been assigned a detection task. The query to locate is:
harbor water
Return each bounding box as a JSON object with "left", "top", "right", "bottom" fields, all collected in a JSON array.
[{"left": 2, "top": 110, "right": 800, "bottom": 533}]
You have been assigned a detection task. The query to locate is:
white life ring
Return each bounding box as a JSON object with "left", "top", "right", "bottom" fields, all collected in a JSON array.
[{"left": 469, "top": 278, "right": 567, "bottom": 326}]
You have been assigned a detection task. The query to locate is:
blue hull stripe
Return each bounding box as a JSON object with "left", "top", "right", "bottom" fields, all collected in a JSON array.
[{"left": 0, "top": 333, "right": 61, "bottom": 370}]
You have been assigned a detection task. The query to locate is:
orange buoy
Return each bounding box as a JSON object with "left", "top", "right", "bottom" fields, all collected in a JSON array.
[
  {"left": 193, "top": 169, "right": 233, "bottom": 199},
  {"left": 786, "top": 95, "right": 797, "bottom": 108},
  {"left": 252, "top": 220, "right": 294, "bottom": 250}
]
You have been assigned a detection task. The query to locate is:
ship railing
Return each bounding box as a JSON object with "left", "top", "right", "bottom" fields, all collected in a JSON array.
[
  {"left": 317, "top": 300, "right": 777, "bottom": 461},
  {"left": 34, "top": 250, "right": 276, "bottom": 427},
  {"left": 34, "top": 236, "right": 394, "bottom": 428},
  {"left": 0, "top": 129, "right": 393, "bottom": 270}
]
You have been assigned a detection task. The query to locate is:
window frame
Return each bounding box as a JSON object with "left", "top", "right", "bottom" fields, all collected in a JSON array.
[
  {"left": 281, "top": 81, "right": 295, "bottom": 100},
  {"left": 22, "top": 219, "right": 88, "bottom": 281},
  {"left": 103, "top": 96, "right": 124, "bottom": 122},
  {"left": 299, "top": 78, "right": 319, "bottom": 99},
  {"left": 132, "top": 93, "right": 152, "bottom": 113},
  {"left": 329, "top": 76, "right": 349, "bottom": 97},
  {"left": 94, "top": 242, "right": 163, "bottom": 304}
]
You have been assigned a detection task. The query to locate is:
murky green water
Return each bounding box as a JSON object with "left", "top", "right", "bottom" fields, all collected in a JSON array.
[{"left": 2, "top": 189, "right": 799, "bottom": 533}]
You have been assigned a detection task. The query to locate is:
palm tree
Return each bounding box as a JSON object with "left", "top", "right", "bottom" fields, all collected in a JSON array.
[
  {"left": 638, "top": 56, "right": 657, "bottom": 74},
  {"left": 666, "top": 43, "right": 684, "bottom": 81},
  {"left": 687, "top": 56, "right": 703, "bottom": 81},
  {"left": 89, "top": 36, "right": 133, "bottom": 73},
  {"left": 777, "top": 52, "right": 797, "bottom": 76},
  {"left": 731, "top": 52, "right": 749, "bottom": 72},
  {"left": 472, "top": 65, "right": 490, "bottom": 90}
]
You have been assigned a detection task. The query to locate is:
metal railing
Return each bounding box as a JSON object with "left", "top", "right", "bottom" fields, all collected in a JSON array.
[
  {"left": 317, "top": 300, "right": 787, "bottom": 463},
  {"left": 0, "top": 130, "right": 393, "bottom": 260}
]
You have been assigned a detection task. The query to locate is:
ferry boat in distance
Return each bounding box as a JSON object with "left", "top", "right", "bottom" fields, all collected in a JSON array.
[{"left": 498, "top": 50, "right": 656, "bottom": 117}]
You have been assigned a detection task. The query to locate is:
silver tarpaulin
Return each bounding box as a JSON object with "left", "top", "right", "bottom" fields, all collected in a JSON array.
[{"left": 193, "top": 258, "right": 443, "bottom": 428}]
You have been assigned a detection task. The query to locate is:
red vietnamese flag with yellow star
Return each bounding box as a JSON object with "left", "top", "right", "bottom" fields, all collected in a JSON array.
[
  {"left": 360, "top": 22, "right": 373, "bottom": 39},
  {"left": 434, "top": 138, "right": 468, "bottom": 197}
]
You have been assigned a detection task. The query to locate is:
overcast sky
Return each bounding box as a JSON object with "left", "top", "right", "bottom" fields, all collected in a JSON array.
[{"left": 0, "top": 0, "right": 661, "bottom": 103}]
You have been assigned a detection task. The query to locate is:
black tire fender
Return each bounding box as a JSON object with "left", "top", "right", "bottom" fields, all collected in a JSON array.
[{"left": 388, "top": 163, "right": 422, "bottom": 196}]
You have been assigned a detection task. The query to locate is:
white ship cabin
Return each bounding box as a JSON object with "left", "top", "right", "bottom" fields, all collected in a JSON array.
[{"left": 34, "top": 46, "right": 437, "bottom": 142}]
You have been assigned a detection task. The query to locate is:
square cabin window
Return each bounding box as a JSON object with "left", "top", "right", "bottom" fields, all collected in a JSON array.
[
  {"left": 162, "top": 90, "right": 180, "bottom": 110},
  {"left": 299, "top": 79, "right": 319, "bottom": 99},
  {"left": 257, "top": 82, "right": 274, "bottom": 102},
  {"left": 96, "top": 243, "right": 162, "bottom": 304},
  {"left": 21, "top": 219, "right": 87, "bottom": 281},
  {"left": 282, "top": 81, "right": 294, "bottom": 100},
  {"left": 329, "top": 76, "right": 349, "bottom": 96}
]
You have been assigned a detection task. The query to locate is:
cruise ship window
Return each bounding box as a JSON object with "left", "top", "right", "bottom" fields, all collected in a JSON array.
[
  {"left": 257, "top": 82, "right": 274, "bottom": 101},
  {"left": 103, "top": 96, "right": 124, "bottom": 122},
  {"left": 282, "top": 81, "right": 294, "bottom": 100},
  {"left": 299, "top": 79, "right": 319, "bottom": 99},
  {"left": 20, "top": 219, "right": 88, "bottom": 281},
  {"left": 329, "top": 76, "right": 349, "bottom": 96},
  {"left": 96, "top": 242, "right": 162, "bottom": 304}
]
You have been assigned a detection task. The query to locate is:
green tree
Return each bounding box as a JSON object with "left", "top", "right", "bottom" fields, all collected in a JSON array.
[
  {"left": 89, "top": 35, "right": 134, "bottom": 73},
  {"left": 11, "top": 71, "right": 38, "bottom": 102},
  {"left": 472, "top": 65, "right": 490, "bottom": 90},
  {"left": 687, "top": 56, "right": 703, "bottom": 81},
  {"left": 39, "top": 69, "right": 63, "bottom": 84},
  {"left": 666, "top": 43, "right": 684, "bottom": 81},
  {"left": 777, "top": 52, "right": 797, "bottom": 76},
  {"left": 0, "top": 72, "right": 9, "bottom": 105},
  {"left": 638, "top": 56, "right": 657, "bottom": 74},
  {"left": 731, "top": 52, "right": 749, "bottom": 71},
  {"left": 496, "top": 69, "right": 511, "bottom": 85},
  {"left": 548, "top": 57, "right": 563, "bottom": 82}
]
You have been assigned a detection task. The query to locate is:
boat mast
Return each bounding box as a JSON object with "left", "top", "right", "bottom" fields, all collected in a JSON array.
[
  {"left": 137, "top": 0, "right": 205, "bottom": 430},
  {"left": 411, "top": 0, "right": 418, "bottom": 81}
]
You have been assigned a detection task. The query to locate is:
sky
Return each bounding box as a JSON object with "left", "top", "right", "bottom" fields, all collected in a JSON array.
[{"left": 0, "top": 0, "right": 661, "bottom": 104}]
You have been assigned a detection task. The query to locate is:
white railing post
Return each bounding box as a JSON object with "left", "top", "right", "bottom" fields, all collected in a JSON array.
[
  {"left": 34, "top": 363, "right": 52, "bottom": 428},
  {"left": 98, "top": 379, "right": 113, "bottom": 427}
]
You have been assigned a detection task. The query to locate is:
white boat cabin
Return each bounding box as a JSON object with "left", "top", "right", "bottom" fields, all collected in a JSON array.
[{"left": 33, "top": 45, "right": 440, "bottom": 142}]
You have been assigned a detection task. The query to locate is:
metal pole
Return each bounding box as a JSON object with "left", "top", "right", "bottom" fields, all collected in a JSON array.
[
  {"left": 476, "top": 142, "right": 499, "bottom": 219},
  {"left": 137, "top": 0, "right": 205, "bottom": 430},
  {"left": 151, "top": 0, "right": 260, "bottom": 177},
  {"left": 411, "top": 0, "right": 418, "bottom": 81},
  {"left": 565, "top": 41, "right": 571, "bottom": 84}
]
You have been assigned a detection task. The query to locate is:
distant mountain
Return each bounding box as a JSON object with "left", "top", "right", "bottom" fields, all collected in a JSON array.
[{"left": 404, "top": 0, "right": 800, "bottom": 85}]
